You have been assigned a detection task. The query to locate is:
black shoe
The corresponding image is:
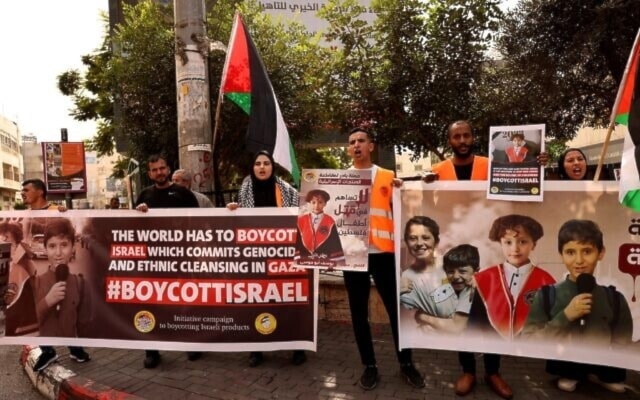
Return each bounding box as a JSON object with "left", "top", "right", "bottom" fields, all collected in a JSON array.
[
  {"left": 187, "top": 352, "right": 202, "bottom": 361},
  {"left": 291, "top": 350, "right": 306, "bottom": 366},
  {"left": 33, "top": 349, "right": 58, "bottom": 372},
  {"left": 400, "top": 363, "right": 425, "bottom": 388},
  {"left": 143, "top": 350, "right": 161, "bottom": 369},
  {"left": 358, "top": 365, "right": 379, "bottom": 390},
  {"left": 248, "top": 352, "right": 263, "bottom": 367},
  {"left": 69, "top": 348, "right": 90, "bottom": 363}
]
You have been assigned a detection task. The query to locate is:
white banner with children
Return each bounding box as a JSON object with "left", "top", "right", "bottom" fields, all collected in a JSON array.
[{"left": 395, "top": 180, "right": 639, "bottom": 372}]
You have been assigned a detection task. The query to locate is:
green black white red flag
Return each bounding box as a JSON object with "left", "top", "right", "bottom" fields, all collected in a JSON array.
[
  {"left": 617, "top": 29, "right": 640, "bottom": 210},
  {"left": 219, "top": 13, "right": 300, "bottom": 185}
]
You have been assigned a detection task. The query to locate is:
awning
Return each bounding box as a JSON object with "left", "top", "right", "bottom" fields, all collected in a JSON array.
[{"left": 579, "top": 138, "right": 624, "bottom": 165}]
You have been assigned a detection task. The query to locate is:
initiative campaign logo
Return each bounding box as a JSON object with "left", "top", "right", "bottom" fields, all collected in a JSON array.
[
  {"left": 134, "top": 310, "right": 156, "bottom": 333},
  {"left": 303, "top": 171, "right": 317, "bottom": 183},
  {"left": 254, "top": 313, "right": 277, "bottom": 335}
]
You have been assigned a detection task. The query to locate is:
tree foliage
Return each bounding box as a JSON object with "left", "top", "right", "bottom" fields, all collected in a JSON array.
[
  {"left": 320, "top": 0, "right": 502, "bottom": 158},
  {"left": 488, "top": 0, "right": 640, "bottom": 143},
  {"left": 58, "top": 2, "right": 176, "bottom": 174},
  {"left": 58, "top": 0, "right": 640, "bottom": 174},
  {"left": 58, "top": 0, "right": 339, "bottom": 186}
]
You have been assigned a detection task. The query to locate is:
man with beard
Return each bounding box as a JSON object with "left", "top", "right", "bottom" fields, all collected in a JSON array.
[
  {"left": 428, "top": 120, "right": 489, "bottom": 181},
  {"left": 135, "top": 155, "right": 199, "bottom": 211},
  {"left": 423, "top": 121, "right": 511, "bottom": 399},
  {"left": 135, "top": 155, "right": 200, "bottom": 368}
]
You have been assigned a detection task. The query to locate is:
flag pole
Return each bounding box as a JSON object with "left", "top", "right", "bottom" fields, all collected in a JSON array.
[
  {"left": 211, "top": 12, "right": 240, "bottom": 206},
  {"left": 593, "top": 123, "right": 616, "bottom": 182},
  {"left": 212, "top": 90, "right": 225, "bottom": 206},
  {"left": 594, "top": 28, "right": 640, "bottom": 181},
  {"left": 212, "top": 12, "right": 239, "bottom": 154}
]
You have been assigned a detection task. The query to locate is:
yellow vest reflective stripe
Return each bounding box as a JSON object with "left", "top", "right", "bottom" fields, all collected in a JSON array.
[
  {"left": 371, "top": 228, "right": 394, "bottom": 241},
  {"left": 369, "top": 168, "right": 395, "bottom": 252},
  {"left": 370, "top": 208, "right": 393, "bottom": 219}
]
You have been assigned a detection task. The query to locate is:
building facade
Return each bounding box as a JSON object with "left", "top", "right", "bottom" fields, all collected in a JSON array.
[{"left": 0, "top": 116, "right": 23, "bottom": 209}]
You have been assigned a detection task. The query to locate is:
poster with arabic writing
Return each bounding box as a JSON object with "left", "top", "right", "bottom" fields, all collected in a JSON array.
[{"left": 293, "top": 169, "right": 371, "bottom": 271}]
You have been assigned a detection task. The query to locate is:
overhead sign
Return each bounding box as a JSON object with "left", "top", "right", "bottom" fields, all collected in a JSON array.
[{"left": 42, "top": 142, "right": 87, "bottom": 194}]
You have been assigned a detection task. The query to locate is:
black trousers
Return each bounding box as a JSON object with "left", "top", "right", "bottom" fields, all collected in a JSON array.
[
  {"left": 546, "top": 360, "right": 626, "bottom": 383},
  {"left": 343, "top": 252, "right": 412, "bottom": 366},
  {"left": 458, "top": 351, "right": 501, "bottom": 376},
  {"left": 40, "top": 345, "right": 84, "bottom": 355}
]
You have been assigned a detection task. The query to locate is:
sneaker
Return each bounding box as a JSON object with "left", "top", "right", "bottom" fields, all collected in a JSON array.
[
  {"left": 248, "top": 351, "right": 263, "bottom": 367},
  {"left": 400, "top": 363, "right": 425, "bottom": 388},
  {"left": 187, "top": 352, "right": 202, "bottom": 361},
  {"left": 143, "top": 350, "right": 161, "bottom": 369},
  {"left": 33, "top": 351, "right": 58, "bottom": 372},
  {"left": 557, "top": 378, "right": 578, "bottom": 392},
  {"left": 588, "top": 374, "right": 626, "bottom": 393},
  {"left": 291, "top": 350, "right": 307, "bottom": 366},
  {"left": 358, "top": 365, "right": 379, "bottom": 390},
  {"left": 69, "top": 348, "right": 91, "bottom": 363}
]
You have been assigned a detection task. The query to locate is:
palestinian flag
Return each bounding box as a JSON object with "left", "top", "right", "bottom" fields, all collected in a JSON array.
[
  {"left": 220, "top": 13, "right": 300, "bottom": 185},
  {"left": 618, "top": 29, "right": 640, "bottom": 210}
]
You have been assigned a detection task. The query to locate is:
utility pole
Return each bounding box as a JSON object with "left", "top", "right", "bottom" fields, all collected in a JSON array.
[
  {"left": 61, "top": 128, "right": 73, "bottom": 210},
  {"left": 174, "top": 0, "right": 213, "bottom": 194}
]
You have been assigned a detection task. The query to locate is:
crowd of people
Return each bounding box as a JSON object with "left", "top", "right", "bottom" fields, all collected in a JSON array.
[{"left": 0, "top": 121, "right": 632, "bottom": 398}]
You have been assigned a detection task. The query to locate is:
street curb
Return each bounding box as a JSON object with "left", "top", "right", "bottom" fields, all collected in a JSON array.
[{"left": 21, "top": 345, "right": 144, "bottom": 400}]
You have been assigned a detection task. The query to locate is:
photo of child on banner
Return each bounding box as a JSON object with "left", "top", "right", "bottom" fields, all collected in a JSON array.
[
  {"left": 294, "top": 169, "right": 371, "bottom": 271},
  {"left": 0, "top": 221, "right": 39, "bottom": 336},
  {"left": 487, "top": 124, "right": 545, "bottom": 202}
]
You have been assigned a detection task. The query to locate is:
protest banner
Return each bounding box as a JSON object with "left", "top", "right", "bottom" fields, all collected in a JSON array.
[
  {"left": 0, "top": 208, "right": 317, "bottom": 352},
  {"left": 294, "top": 169, "right": 370, "bottom": 271},
  {"left": 395, "top": 181, "right": 639, "bottom": 371}
]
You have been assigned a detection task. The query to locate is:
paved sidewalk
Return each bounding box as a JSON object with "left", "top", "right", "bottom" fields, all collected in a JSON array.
[{"left": 23, "top": 320, "right": 640, "bottom": 399}]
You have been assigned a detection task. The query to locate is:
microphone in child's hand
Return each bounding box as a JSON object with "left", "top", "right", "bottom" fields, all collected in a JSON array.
[
  {"left": 54, "top": 264, "right": 69, "bottom": 312},
  {"left": 576, "top": 273, "right": 596, "bottom": 327}
]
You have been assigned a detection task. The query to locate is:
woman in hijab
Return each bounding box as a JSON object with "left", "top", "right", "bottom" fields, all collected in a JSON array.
[
  {"left": 228, "top": 150, "right": 299, "bottom": 210},
  {"left": 227, "top": 150, "right": 306, "bottom": 367}
]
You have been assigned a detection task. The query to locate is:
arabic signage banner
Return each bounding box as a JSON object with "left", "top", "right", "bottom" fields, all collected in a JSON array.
[
  {"left": 487, "top": 124, "right": 545, "bottom": 202},
  {"left": 0, "top": 209, "right": 317, "bottom": 351},
  {"left": 294, "top": 169, "right": 370, "bottom": 271},
  {"left": 42, "top": 142, "right": 87, "bottom": 194},
  {"left": 394, "top": 181, "right": 639, "bottom": 371},
  {"left": 259, "top": 1, "right": 376, "bottom": 45}
]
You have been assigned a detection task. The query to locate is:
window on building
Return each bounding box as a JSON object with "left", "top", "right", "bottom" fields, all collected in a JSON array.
[{"left": 2, "top": 163, "right": 11, "bottom": 180}]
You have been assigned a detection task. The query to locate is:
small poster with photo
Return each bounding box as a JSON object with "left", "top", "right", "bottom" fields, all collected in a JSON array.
[
  {"left": 487, "top": 124, "right": 545, "bottom": 202},
  {"left": 294, "top": 169, "right": 371, "bottom": 271}
]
